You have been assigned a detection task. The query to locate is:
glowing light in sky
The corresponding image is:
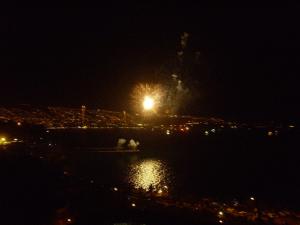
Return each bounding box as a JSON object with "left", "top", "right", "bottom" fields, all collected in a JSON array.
[
  {"left": 128, "top": 159, "right": 169, "bottom": 191},
  {"left": 132, "top": 83, "right": 164, "bottom": 113},
  {"left": 143, "top": 96, "right": 154, "bottom": 111}
]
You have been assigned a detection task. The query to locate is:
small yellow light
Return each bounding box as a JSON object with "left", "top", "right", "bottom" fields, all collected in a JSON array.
[
  {"left": 267, "top": 131, "right": 273, "bottom": 136},
  {"left": 113, "top": 187, "right": 118, "bottom": 191},
  {"left": 219, "top": 219, "right": 223, "bottom": 224},
  {"left": 166, "top": 130, "right": 170, "bottom": 135},
  {"left": 205, "top": 131, "right": 209, "bottom": 135},
  {"left": 250, "top": 197, "right": 255, "bottom": 201},
  {"left": 158, "top": 189, "right": 163, "bottom": 194},
  {"left": 67, "top": 218, "right": 72, "bottom": 222},
  {"left": 131, "top": 203, "right": 136, "bottom": 207},
  {"left": 17, "top": 122, "right": 21, "bottom": 126},
  {"left": 219, "top": 211, "right": 224, "bottom": 216}
]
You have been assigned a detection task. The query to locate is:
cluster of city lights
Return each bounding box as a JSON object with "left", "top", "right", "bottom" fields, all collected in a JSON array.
[{"left": 0, "top": 136, "right": 22, "bottom": 146}]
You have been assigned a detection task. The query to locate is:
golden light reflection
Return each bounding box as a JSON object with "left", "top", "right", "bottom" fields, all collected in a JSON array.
[{"left": 129, "top": 159, "right": 169, "bottom": 191}]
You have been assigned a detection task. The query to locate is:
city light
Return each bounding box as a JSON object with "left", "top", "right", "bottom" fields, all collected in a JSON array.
[
  {"left": 131, "top": 203, "right": 136, "bottom": 207},
  {"left": 0, "top": 137, "right": 7, "bottom": 145},
  {"left": 250, "top": 197, "right": 255, "bottom": 201}
]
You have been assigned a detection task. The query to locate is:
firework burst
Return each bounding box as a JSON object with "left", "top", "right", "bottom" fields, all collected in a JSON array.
[{"left": 131, "top": 83, "right": 165, "bottom": 114}]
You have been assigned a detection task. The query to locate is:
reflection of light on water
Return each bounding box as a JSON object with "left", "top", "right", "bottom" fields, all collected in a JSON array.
[{"left": 129, "top": 159, "right": 169, "bottom": 191}]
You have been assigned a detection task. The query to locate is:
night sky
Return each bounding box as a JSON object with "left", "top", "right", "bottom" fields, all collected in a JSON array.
[{"left": 1, "top": 6, "right": 300, "bottom": 121}]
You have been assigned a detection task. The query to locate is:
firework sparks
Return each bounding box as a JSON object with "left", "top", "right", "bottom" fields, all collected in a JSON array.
[{"left": 132, "top": 83, "right": 164, "bottom": 114}]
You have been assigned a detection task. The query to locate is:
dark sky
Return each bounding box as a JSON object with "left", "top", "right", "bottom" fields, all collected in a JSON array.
[{"left": 1, "top": 5, "right": 300, "bottom": 121}]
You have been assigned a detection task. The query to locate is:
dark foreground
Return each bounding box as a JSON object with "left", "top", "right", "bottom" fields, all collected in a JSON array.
[{"left": 0, "top": 125, "right": 300, "bottom": 225}]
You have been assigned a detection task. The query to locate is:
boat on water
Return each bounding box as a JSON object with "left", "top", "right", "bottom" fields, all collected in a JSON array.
[
  {"left": 74, "top": 147, "right": 140, "bottom": 153},
  {"left": 74, "top": 138, "right": 140, "bottom": 153}
]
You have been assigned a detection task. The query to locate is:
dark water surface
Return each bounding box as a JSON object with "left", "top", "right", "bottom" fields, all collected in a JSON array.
[{"left": 51, "top": 128, "right": 300, "bottom": 208}]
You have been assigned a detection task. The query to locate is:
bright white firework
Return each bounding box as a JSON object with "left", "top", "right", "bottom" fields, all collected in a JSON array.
[
  {"left": 143, "top": 96, "right": 154, "bottom": 111},
  {"left": 132, "top": 83, "right": 164, "bottom": 113}
]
